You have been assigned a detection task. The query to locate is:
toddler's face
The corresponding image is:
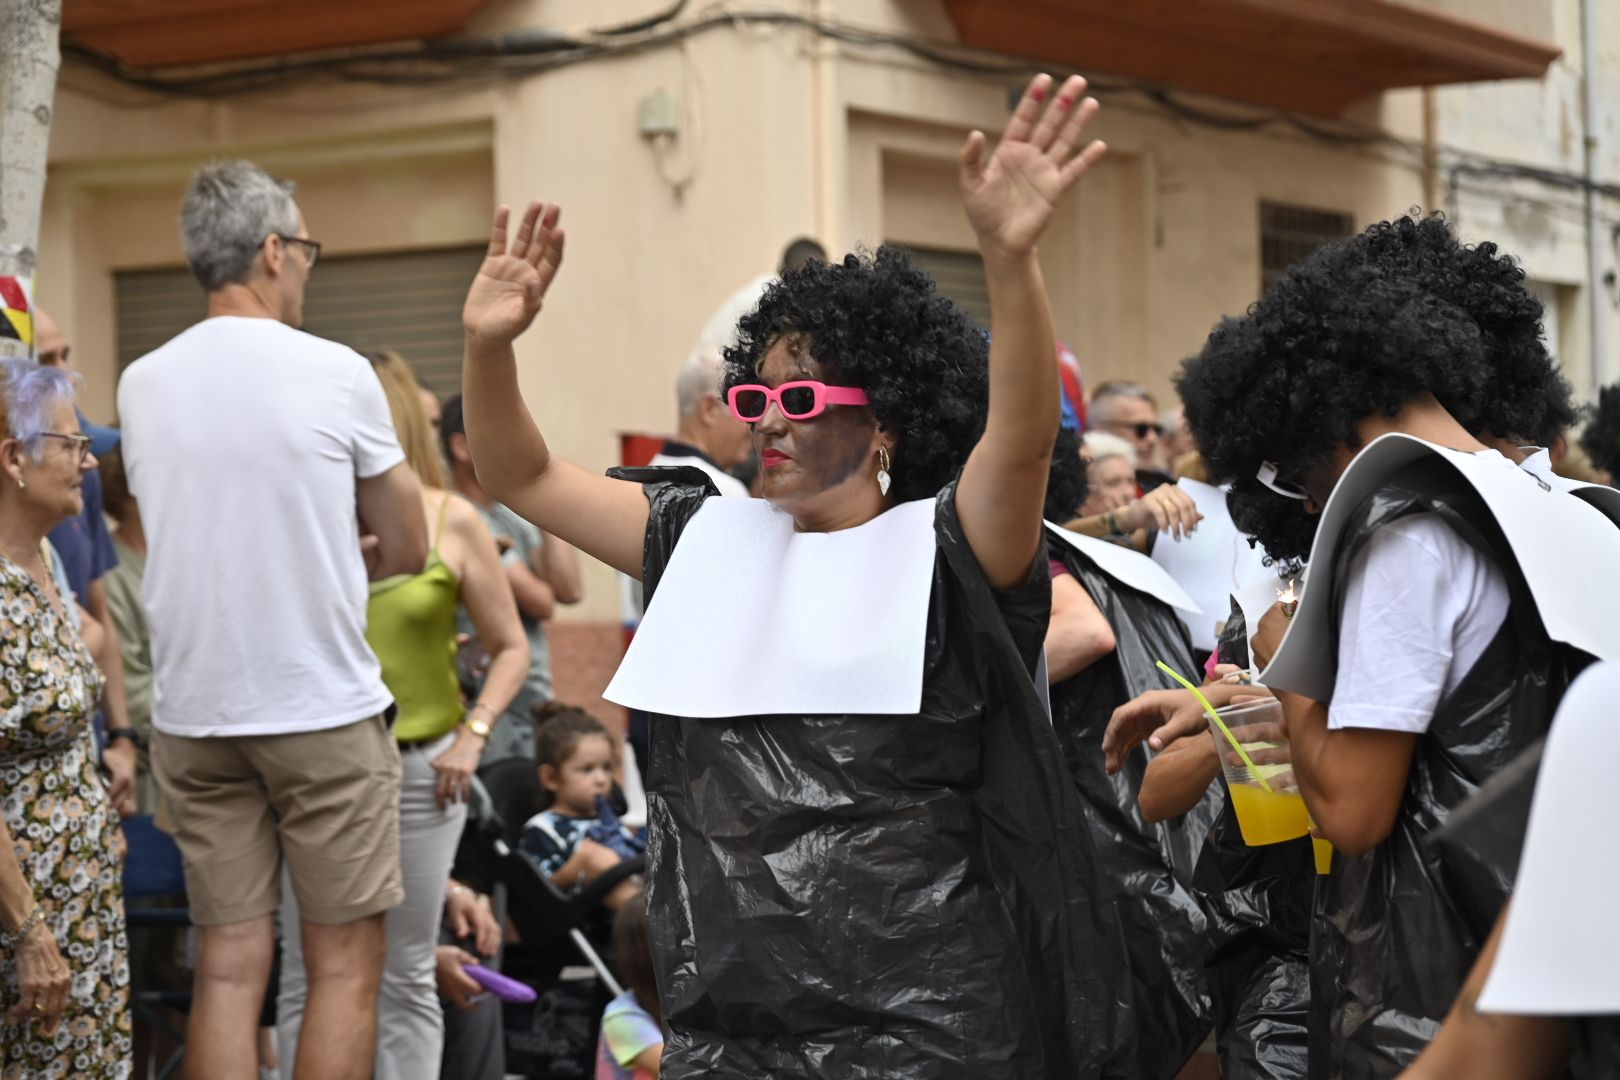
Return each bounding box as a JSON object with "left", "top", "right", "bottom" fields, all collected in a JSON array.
[{"left": 545, "top": 733, "right": 616, "bottom": 815}]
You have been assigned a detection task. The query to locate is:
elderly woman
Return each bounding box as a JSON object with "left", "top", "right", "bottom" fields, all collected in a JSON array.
[
  {"left": 276, "top": 349, "right": 527, "bottom": 1080},
  {"left": 1080, "top": 430, "right": 1138, "bottom": 516},
  {"left": 0, "top": 358, "right": 132, "bottom": 1074},
  {"left": 463, "top": 76, "right": 1130, "bottom": 1078}
]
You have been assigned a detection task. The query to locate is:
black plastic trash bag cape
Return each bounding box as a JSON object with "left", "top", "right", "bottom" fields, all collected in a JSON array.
[
  {"left": 1307, "top": 459, "right": 1589, "bottom": 1079},
  {"left": 615, "top": 467, "right": 1135, "bottom": 1079},
  {"left": 1425, "top": 739, "right": 1620, "bottom": 1080},
  {"left": 1045, "top": 529, "right": 1220, "bottom": 1078},
  {"left": 1182, "top": 604, "right": 1313, "bottom": 1080}
]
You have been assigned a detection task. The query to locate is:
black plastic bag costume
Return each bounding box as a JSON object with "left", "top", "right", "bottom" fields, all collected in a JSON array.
[
  {"left": 1182, "top": 603, "right": 1313, "bottom": 1080},
  {"left": 1307, "top": 459, "right": 1589, "bottom": 1079},
  {"left": 621, "top": 470, "right": 1135, "bottom": 1079},
  {"left": 1045, "top": 530, "right": 1220, "bottom": 1078}
]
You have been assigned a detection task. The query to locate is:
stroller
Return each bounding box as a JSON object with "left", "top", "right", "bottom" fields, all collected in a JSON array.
[{"left": 456, "top": 758, "right": 645, "bottom": 1079}]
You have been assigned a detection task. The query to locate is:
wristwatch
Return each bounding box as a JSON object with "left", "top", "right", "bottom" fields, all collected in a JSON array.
[
  {"left": 105, "top": 727, "right": 145, "bottom": 753},
  {"left": 463, "top": 705, "right": 494, "bottom": 739}
]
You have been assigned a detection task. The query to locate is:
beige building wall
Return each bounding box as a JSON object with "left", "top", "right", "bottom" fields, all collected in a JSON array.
[{"left": 35, "top": 0, "right": 1612, "bottom": 635}]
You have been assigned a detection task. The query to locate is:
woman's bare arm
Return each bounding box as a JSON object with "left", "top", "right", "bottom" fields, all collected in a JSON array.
[
  {"left": 956, "top": 74, "right": 1107, "bottom": 588},
  {"left": 461, "top": 203, "right": 651, "bottom": 578},
  {"left": 1046, "top": 572, "right": 1115, "bottom": 683},
  {"left": 453, "top": 498, "right": 530, "bottom": 720}
]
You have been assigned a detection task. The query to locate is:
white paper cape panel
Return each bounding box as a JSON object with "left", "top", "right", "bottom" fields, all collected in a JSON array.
[
  {"left": 1520, "top": 449, "right": 1620, "bottom": 528},
  {"left": 1147, "top": 479, "right": 1274, "bottom": 652},
  {"left": 1478, "top": 661, "right": 1620, "bottom": 1015},
  {"left": 1044, "top": 521, "right": 1203, "bottom": 615},
  {"left": 604, "top": 497, "right": 938, "bottom": 718},
  {"left": 1263, "top": 435, "right": 1620, "bottom": 702}
]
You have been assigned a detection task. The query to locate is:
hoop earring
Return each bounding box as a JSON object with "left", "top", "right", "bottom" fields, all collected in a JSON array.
[{"left": 877, "top": 446, "right": 892, "bottom": 497}]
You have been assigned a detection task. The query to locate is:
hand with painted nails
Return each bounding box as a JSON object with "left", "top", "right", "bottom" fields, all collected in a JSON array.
[
  {"left": 462, "top": 201, "right": 567, "bottom": 346},
  {"left": 959, "top": 72, "right": 1107, "bottom": 263}
]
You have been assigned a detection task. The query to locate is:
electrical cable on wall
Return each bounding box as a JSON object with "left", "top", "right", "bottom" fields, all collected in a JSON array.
[{"left": 60, "top": 3, "right": 1620, "bottom": 209}]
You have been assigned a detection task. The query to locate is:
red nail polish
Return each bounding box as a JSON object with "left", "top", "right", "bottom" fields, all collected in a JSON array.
[
  {"left": 1057, "top": 96, "right": 1073, "bottom": 109},
  {"left": 1031, "top": 85, "right": 1047, "bottom": 102}
]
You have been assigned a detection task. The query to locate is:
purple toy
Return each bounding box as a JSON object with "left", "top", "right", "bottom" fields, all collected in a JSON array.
[{"left": 464, "top": 963, "right": 537, "bottom": 1003}]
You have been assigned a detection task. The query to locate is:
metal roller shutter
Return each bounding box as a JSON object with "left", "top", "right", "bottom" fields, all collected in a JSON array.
[
  {"left": 892, "top": 244, "right": 991, "bottom": 329},
  {"left": 115, "top": 244, "right": 486, "bottom": 398}
]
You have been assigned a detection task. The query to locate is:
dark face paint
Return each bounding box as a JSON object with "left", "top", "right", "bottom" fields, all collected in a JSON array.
[{"left": 750, "top": 338, "right": 879, "bottom": 514}]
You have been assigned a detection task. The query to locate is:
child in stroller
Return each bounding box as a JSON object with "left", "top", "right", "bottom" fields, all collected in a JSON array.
[{"left": 520, "top": 704, "right": 645, "bottom": 912}]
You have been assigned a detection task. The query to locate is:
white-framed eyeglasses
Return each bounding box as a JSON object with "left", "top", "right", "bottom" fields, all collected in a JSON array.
[{"left": 1257, "top": 461, "right": 1310, "bottom": 501}]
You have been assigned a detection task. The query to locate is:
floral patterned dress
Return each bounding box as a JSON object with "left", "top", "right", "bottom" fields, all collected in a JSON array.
[{"left": 0, "top": 552, "right": 131, "bottom": 1078}]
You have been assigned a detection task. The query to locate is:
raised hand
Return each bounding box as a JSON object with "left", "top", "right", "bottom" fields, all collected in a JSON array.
[
  {"left": 960, "top": 73, "right": 1106, "bottom": 262},
  {"left": 462, "top": 202, "right": 566, "bottom": 345}
]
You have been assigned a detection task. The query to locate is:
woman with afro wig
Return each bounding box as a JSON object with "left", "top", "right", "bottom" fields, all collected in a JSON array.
[{"left": 458, "top": 75, "right": 1133, "bottom": 1079}]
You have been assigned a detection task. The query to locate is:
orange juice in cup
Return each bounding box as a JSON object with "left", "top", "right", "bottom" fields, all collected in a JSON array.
[{"left": 1211, "top": 698, "right": 1312, "bottom": 847}]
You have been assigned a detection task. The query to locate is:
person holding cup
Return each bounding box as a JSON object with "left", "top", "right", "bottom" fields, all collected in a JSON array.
[{"left": 1169, "top": 219, "right": 1614, "bottom": 1077}]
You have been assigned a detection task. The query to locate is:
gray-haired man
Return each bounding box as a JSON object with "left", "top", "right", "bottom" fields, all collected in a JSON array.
[{"left": 118, "top": 161, "right": 426, "bottom": 1080}]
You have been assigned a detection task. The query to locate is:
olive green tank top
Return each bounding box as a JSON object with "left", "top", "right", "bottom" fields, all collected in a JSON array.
[{"left": 367, "top": 496, "right": 463, "bottom": 743}]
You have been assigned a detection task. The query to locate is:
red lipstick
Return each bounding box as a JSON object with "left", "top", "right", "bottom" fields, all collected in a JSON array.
[{"left": 761, "top": 448, "right": 791, "bottom": 470}]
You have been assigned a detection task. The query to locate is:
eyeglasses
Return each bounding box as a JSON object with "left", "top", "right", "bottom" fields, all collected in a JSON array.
[
  {"left": 1257, "top": 461, "right": 1310, "bottom": 501},
  {"left": 727, "top": 381, "right": 870, "bottom": 423},
  {"left": 1097, "top": 420, "right": 1160, "bottom": 440},
  {"left": 40, "top": 432, "right": 93, "bottom": 464},
  {"left": 273, "top": 234, "right": 322, "bottom": 269}
]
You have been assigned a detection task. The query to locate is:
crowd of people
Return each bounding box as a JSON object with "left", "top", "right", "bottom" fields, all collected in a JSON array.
[{"left": 2, "top": 69, "right": 1619, "bottom": 1080}]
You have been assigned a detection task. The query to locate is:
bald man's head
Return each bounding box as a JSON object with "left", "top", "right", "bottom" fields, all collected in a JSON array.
[{"left": 34, "top": 309, "right": 70, "bottom": 368}]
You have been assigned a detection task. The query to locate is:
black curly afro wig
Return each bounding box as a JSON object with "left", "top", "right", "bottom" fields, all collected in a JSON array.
[
  {"left": 722, "top": 246, "right": 989, "bottom": 503},
  {"left": 1581, "top": 383, "right": 1620, "bottom": 479},
  {"left": 1177, "top": 233, "right": 1492, "bottom": 502},
  {"left": 1225, "top": 477, "right": 1317, "bottom": 570},
  {"left": 1044, "top": 426, "right": 1088, "bottom": 522},
  {"left": 1308, "top": 215, "right": 1574, "bottom": 446}
]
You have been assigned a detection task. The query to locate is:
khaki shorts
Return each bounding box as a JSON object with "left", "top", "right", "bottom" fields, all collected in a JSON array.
[{"left": 152, "top": 715, "right": 404, "bottom": 927}]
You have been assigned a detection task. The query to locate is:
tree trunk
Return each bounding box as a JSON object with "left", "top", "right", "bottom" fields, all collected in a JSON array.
[{"left": 0, "top": 0, "right": 62, "bottom": 360}]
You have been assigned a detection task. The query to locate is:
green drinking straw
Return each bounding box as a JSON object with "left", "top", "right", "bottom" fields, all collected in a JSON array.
[{"left": 1155, "top": 659, "right": 1276, "bottom": 794}]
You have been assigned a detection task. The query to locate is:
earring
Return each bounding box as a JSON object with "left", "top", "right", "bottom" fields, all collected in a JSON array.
[
  {"left": 15, "top": 477, "right": 22, "bottom": 490},
  {"left": 877, "top": 446, "right": 892, "bottom": 497}
]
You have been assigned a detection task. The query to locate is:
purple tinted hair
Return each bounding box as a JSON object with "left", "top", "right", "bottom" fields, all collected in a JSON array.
[{"left": 2, "top": 358, "right": 78, "bottom": 460}]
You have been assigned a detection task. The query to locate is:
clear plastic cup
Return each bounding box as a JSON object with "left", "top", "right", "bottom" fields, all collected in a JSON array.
[{"left": 1210, "top": 698, "right": 1311, "bottom": 847}]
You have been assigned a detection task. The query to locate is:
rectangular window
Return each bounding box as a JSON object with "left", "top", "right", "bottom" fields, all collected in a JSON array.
[
  {"left": 1259, "top": 202, "right": 1354, "bottom": 292},
  {"left": 893, "top": 245, "right": 991, "bottom": 329}
]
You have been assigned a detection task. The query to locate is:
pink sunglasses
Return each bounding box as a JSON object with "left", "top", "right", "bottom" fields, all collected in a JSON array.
[{"left": 727, "top": 381, "right": 870, "bottom": 423}]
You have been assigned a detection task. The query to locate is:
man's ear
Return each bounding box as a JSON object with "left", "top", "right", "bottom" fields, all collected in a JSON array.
[
  {"left": 263, "top": 232, "right": 293, "bottom": 280},
  {"left": 448, "top": 431, "right": 471, "bottom": 464}
]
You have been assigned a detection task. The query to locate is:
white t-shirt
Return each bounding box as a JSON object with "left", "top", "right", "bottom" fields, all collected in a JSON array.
[
  {"left": 647, "top": 449, "right": 750, "bottom": 499},
  {"left": 1328, "top": 512, "right": 1510, "bottom": 734},
  {"left": 117, "top": 316, "right": 404, "bottom": 737}
]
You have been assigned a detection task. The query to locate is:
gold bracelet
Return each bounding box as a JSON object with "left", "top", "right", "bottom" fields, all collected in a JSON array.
[{"left": 1, "top": 903, "right": 45, "bottom": 948}]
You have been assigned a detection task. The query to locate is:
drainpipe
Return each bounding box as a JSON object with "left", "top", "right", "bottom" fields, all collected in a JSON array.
[
  {"left": 1581, "top": 0, "right": 1609, "bottom": 390},
  {"left": 1422, "top": 87, "right": 1439, "bottom": 214}
]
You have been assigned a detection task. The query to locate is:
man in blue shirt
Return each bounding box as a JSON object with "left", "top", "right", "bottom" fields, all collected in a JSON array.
[{"left": 36, "top": 307, "right": 136, "bottom": 814}]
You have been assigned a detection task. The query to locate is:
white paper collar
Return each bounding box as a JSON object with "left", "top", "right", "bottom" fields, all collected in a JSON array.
[
  {"left": 1263, "top": 434, "right": 1620, "bottom": 702},
  {"left": 1043, "top": 521, "right": 1202, "bottom": 615},
  {"left": 604, "top": 497, "right": 939, "bottom": 718}
]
